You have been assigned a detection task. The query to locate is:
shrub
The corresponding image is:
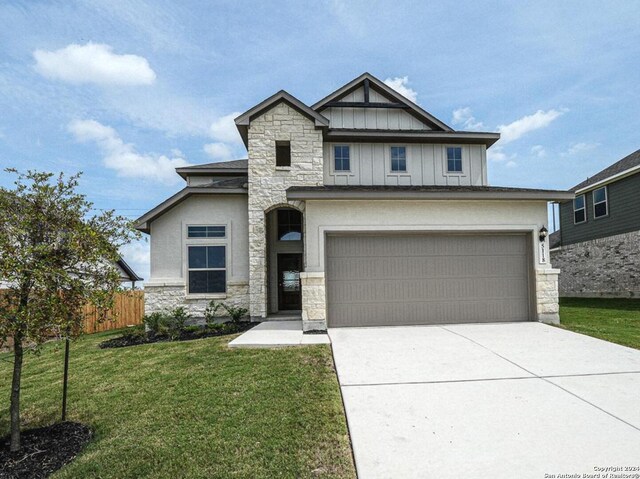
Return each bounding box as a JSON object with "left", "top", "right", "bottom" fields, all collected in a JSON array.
[
  {"left": 223, "top": 304, "right": 248, "bottom": 324},
  {"left": 121, "top": 325, "right": 146, "bottom": 341},
  {"left": 204, "top": 301, "right": 224, "bottom": 326},
  {"left": 171, "top": 306, "right": 191, "bottom": 331},
  {"left": 143, "top": 312, "right": 168, "bottom": 335},
  {"left": 206, "top": 322, "right": 224, "bottom": 333}
]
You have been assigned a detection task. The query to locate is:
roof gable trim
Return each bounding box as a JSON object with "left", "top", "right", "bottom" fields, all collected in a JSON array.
[{"left": 311, "top": 73, "right": 453, "bottom": 132}]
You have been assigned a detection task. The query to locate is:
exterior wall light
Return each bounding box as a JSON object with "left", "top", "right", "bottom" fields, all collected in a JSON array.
[{"left": 539, "top": 226, "right": 548, "bottom": 243}]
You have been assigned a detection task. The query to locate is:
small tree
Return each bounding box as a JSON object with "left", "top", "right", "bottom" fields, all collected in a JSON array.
[{"left": 0, "top": 169, "right": 139, "bottom": 452}]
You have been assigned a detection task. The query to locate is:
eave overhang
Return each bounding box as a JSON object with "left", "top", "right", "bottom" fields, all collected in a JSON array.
[
  {"left": 135, "top": 186, "right": 247, "bottom": 234},
  {"left": 325, "top": 129, "right": 501, "bottom": 147},
  {"left": 573, "top": 165, "right": 640, "bottom": 195},
  {"left": 287, "top": 186, "right": 574, "bottom": 202},
  {"left": 175, "top": 167, "right": 248, "bottom": 179}
]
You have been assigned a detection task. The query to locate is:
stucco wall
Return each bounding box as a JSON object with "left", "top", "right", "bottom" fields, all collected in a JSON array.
[
  {"left": 304, "top": 200, "right": 551, "bottom": 271},
  {"left": 323, "top": 143, "right": 487, "bottom": 187},
  {"left": 300, "top": 199, "right": 557, "bottom": 329},
  {"left": 551, "top": 230, "right": 640, "bottom": 297},
  {"left": 145, "top": 194, "right": 249, "bottom": 315}
]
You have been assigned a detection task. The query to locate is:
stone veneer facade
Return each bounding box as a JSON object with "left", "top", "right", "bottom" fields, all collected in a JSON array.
[
  {"left": 145, "top": 283, "right": 249, "bottom": 318},
  {"left": 247, "top": 102, "right": 324, "bottom": 321},
  {"left": 550, "top": 230, "right": 640, "bottom": 298},
  {"left": 299, "top": 272, "right": 326, "bottom": 331},
  {"left": 535, "top": 268, "right": 560, "bottom": 324}
]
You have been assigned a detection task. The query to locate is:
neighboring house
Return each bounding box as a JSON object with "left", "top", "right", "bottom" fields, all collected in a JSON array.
[
  {"left": 551, "top": 149, "right": 640, "bottom": 297},
  {"left": 136, "top": 73, "right": 572, "bottom": 331},
  {"left": 116, "top": 258, "right": 143, "bottom": 289}
]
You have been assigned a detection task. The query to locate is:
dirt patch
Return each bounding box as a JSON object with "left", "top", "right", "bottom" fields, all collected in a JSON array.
[{"left": 0, "top": 421, "right": 92, "bottom": 479}]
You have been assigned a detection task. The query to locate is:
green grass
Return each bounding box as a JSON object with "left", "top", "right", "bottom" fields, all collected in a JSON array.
[
  {"left": 559, "top": 297, "right": 640, "bottom": 349},
  {"left": 0, "top": 332, "right": 355, "bottom": 479}
]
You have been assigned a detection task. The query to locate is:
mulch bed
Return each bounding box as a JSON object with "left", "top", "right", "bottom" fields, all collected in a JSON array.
[
  {"left": 0, "top": 422, "right": 92, "bottom": 479},
  {"left": 99, "top": 322, "right": 257, "bottom": 349}
]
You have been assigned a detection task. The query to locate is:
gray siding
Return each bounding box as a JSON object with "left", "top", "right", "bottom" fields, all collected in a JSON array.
[
  {"left": 559, "top": 173, "right": 640, "bottom": 245},
  {"left": 323, "top": 143, "right": 487, "bottom": 186}
]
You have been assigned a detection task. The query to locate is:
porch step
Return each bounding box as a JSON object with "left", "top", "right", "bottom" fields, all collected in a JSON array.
[{"left": 264, "top": 310, "right": 302, "bottom": 321}]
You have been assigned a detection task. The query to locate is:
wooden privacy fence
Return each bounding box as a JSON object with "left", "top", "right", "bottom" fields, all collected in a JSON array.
[{"left": 83, "top": 290, "right": 145, "bottom": 333}]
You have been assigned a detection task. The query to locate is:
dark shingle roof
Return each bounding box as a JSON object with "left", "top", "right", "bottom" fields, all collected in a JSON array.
[
  {"left": 286, "top": 184, "right": 573, "bottom": 201},
  {"left": 549, "top": 230, "right": 561, "bottom": 249},
  {"left": 198, "top": 177, "right": 248, "bottom": 188},
  {"left": 571, "top": 149, "right": 640, "bottom": 191},
  {"left": 288, "top": 185, "right": 569, "bottom": 194},
  {"left": 186, "top": 159, "right": 248, "bottom": 170}
]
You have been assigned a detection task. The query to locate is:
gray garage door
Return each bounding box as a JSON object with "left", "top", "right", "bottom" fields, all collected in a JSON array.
[{"left": 326, "top": 233, "right": 531, "bottom": 327}]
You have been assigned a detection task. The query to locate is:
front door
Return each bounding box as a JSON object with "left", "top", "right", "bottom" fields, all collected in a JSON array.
[{"left": 277, "top": 253, "right": 302, "bottom": 310}]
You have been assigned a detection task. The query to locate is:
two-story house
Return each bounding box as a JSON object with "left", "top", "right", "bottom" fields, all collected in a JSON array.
[
  {"left": 550, "top": 149, "right": 640, "bottom": 297},
  {"left": 135, "top": 73, "right": 572, "bottom": 331}
]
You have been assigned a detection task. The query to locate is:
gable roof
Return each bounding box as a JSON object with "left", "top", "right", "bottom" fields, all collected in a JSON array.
[
  {"left": 311, "top": 72, "right": 453, "bottom": 132},
  {"left": 175, "top": 159, "right": 248, "bottom": 179},
  {"left": 572, "top": 148, "right": 640, "bottom": 192},
  {"left": 135, "top": 180, "right": 248, "bottom": 233},
  {"left": 116, "top": 258, "right": 143, "bottom": 282},
  {"left": 234, "top": 90, "right": 329, "bottom": 147}
]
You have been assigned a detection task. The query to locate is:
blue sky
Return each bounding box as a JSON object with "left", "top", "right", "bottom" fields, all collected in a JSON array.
[{"left": 1, "top": 1, "right": 639, "bottom": 281}]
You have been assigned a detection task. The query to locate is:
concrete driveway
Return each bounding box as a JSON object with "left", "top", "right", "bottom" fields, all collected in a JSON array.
[{"left": 329, "top": 322, "right": 640, "bottom": 479}]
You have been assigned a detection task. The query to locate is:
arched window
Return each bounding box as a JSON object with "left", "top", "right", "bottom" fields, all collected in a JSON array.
[{"left": 277, "top": 209, "right": 302, "bottom": 241}]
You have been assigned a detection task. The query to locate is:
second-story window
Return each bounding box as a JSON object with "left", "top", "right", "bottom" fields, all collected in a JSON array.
[
  {"left": 334, "top": 145, "right": 350, "bottom": 171},
  {"left": 573, "top": 195, "right": 586, "bottom": 224},
  {"left": 447, "top": 147, "right": 463, "bottom": 172},
  {"left": 391, "top": 146, "right": 406, "bottom": 172},
  {"left": 276, "top": 141, "right": 291, "bottom": 167},
  {"left": 593, "top": 186, "right": 608, "bottom": 218}
]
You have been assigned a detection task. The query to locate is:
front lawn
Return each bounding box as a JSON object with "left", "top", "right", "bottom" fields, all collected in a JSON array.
[
  {"left": 559, "top": 297, "right": 640, "bottom": 350},
  {"left": 0, "top": 331, "right": 355, "bottom": 478}
]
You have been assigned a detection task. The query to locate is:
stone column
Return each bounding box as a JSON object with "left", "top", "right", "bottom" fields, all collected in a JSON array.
[
  {"left": 300, "top": 272, "right": 327, "bottom": 332},
  {"left": 246, "top": 102, "right": 324, "bottom": 320},
  {"left": 535, "top": 268, "right": 560, "bottom": 324}
]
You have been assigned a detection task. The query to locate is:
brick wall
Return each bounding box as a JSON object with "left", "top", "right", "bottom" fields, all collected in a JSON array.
[{"left": 550, "top": 230, "right": 640, "bottom": 297}]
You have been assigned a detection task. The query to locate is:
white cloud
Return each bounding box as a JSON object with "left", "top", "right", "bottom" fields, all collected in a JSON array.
[
  {"left": 497, "top": 109, "right": 566, "bottom": 144},
  {"left": 383, "top": 76, "right": 418, "bottom": 103},
  {"left": 566, "top": 142, "right": 599, "bottom": 155},
  {"left": 209, "top": 111, "right": 242, "bottom": 144},
  {"left": 203, "top": 142, "right": 234, "bottom": 161},
  {"left": 506, "top": 161, "right": 517, "bottom": 168},
  {"left": 34, "top": 43, "right": 156, "bottom": 86},
  {"left": 68, "top": 119, "right": 189, "bottom": 184},
  {"left": 451, "top": 107, "right": 484, "bottom": 130},
  {"left": 531, "top": 145, "right": 547, "bottom": 158},
  {"left": 487, "top": 145, "right": 518, "bottom": 165}
]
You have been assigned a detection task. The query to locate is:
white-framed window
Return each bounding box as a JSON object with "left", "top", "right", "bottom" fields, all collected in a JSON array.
[
  {"left": 390, "top": 146, "right": 407, "bottom": 172},
  {"left": 334, "top": 145, "right": 350, "bottom": 171},
  {"left": 573, "top": 194, "right": 586, "bottom": 224},
  {"left": 187, "top": 225, "right": 226, "bottom": 238},
  {"left": 446, "top": 146, "right": 463, "bottom": 173},
  {"left": 187, "top": 245, "right": 226, "bottom": 294},
  {"left": 593, "top": 186, "right": 608, "bottom": 218}
]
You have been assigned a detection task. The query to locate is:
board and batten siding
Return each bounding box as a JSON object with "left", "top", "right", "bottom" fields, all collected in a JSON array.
[
  {"left": 321, "top": 85, "right": 431, "bottom": 131},
  {"left": 323, "top": 143, "right": 487, "bottom": 186},
  {"left": 559, "top": 173, "right": 640, "bottom": 245}
]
